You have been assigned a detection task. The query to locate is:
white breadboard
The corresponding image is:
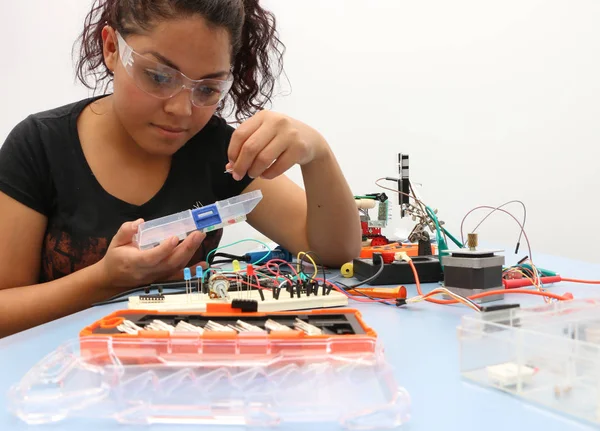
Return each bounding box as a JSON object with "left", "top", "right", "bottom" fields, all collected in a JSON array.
[{"left": 128, "top": 290, "right": 349, "bottom": 312}]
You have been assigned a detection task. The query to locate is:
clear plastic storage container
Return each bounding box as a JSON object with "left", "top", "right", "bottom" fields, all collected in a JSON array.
[
  {"left": 8, "top": 335, "right": 411, "bottom": 428},
  {"left": 458, "top": 298, "right": 600, "bottom": 425},
  {"left": 134, "top": 190, "right": 263, "bottom": 250}
]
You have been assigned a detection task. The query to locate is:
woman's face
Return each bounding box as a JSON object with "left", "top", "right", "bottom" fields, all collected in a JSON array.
[{"left": 103, "top": 16, "right": 232, "bottom": 156}]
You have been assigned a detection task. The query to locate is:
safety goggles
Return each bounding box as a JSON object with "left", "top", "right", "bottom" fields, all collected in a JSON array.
[{"left": 116, "top": 31, "right": 233, "bottom": 107}]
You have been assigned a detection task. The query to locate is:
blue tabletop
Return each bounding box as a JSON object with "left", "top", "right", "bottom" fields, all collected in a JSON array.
[{"left": 2, "top": 252, "right": 600, "bottom": 431}]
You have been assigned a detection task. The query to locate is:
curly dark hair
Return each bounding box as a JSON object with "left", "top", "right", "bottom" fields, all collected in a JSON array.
[{"left": 74, "top": 0, "right": 285, "bottom": 122}]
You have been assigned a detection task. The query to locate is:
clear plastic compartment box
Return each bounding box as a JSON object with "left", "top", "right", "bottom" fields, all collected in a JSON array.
[
  {"left": 134, "top": 190, "right": 262, "bottom": 250},
  {"left": 458, "top": 298, "right": 600, "bottom": 425},
  {"left": 8, "top": 336, "right": 411, "bottom": 428}
]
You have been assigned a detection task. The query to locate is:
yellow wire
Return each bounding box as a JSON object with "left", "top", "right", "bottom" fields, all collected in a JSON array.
[
  {"left": 297, "top": 252, "right": 318, "bottom": 279},
  {"left": 504, "top": 260, "right": 551, "bottom": 302},
  {"left": 407, "top": 288, "right": 481, "bottom": 312},
  {"left": 512, "top": 267, "right": 551, "bottom": 303}
]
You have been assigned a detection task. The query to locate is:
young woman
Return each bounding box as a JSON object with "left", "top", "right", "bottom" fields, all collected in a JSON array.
[{"left": 0, "top": 0, "right": 360, "bottom": 337}]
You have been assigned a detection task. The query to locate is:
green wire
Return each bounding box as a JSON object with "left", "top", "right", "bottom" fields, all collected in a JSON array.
[
  {"left": 201, "top": 239, "right": 325, "bottom": 285},
  {"left": 441, "top": 227, "right": 464, "bottom": 249},
  {"left": 425, "top": 206, "right": 450, "bottom": 268},
  {"left": 425, "top": 206, "right": 447, "bottom": 254},
  {"left": 425, "top": 206, "right": 465, "bottom": 269},
  {"left": 203, "top": 238, "right": 273, "bottom": 281}
]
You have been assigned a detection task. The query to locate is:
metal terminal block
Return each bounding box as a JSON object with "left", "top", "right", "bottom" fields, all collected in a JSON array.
[
  {"left": 265, "top": 319, "right": 293, "bottom": 332},
  {"left": 233, "top": 320, "right": 266, "bottom": 333},
  {"left": 117, "top": 320, "right": 143, "bottom": 335},
  {"left": 174, "top": 321, "right": 204, "bottom": 333},
  {"left": 144, "top": 320, "right": 175, "bottom": 332},
  {"left": 293, "top": 318, "right": 322, "bottom": 335},
  {"left": 205, "top": 320, "right": 236, "bottom": 332}
]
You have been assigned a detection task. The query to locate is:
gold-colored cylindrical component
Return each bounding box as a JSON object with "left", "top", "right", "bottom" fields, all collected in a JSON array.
[{"left": 467, "top": 233, "right": 478, "bottom": 250}]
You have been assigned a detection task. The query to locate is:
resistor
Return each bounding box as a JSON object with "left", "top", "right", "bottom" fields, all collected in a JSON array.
[{"left": 355, "top": 199, "right": 377, "bottom": 210}]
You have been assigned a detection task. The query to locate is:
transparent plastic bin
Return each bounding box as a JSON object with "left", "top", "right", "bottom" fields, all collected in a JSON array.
[
  {"left": 134, "top": 190, "right": 262, "bottom": 250},
  {"left": 8, "top": 336, "right": 411, "bottom": 428},
  {"left": 457, "top": 298, "right": 600, "bottom": 425}
]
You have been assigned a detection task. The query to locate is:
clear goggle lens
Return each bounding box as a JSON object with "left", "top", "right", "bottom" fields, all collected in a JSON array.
[{"left": 116, "top": 31, "right": 233, "bottom": 107}]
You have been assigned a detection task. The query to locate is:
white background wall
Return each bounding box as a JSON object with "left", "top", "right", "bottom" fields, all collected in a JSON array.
[{"left": 1, "top": 1, "right": 599, "bottom": 263}]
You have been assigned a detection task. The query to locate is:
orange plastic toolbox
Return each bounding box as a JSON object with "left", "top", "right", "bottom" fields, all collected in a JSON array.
[{"left": 80, "top": 304, "right": 379, "bottom": 365}]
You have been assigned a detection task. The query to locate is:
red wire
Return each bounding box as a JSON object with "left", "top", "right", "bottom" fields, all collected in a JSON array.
[
  {"left": 561, "top": 278, "right": 600, "bottom": 285},
  {"left": 259, "top": 259, "right": 296, "bottom": 286},
  {"left": 408, "top": 259, "right": 572, "bottom": 305},
  {"left": 316, "top": 279, "right": 395, "bottom": 305},
  {"left": 230, "top": 259, "right": 576, "bottom": 308}
]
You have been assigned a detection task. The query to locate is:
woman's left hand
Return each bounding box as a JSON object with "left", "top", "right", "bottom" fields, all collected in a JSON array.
[{"left": 226, "top": 111, "right": 329, "bottom": 181}]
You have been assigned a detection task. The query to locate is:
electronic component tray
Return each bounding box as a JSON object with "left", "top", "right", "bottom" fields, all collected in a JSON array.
[
  {"left": 8, "top": 307, "right": 411, "bottom": 428},
  {"left": 458, "top": 298, "right": 600, "bottom": 426}
]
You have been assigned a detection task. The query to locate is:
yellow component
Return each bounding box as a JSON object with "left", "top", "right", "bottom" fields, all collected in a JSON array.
[
  {"left": 467, "top": 233, "right": 478, "bottom": 250},
  {"left": 232, "top": 260, "right": 241, "bottom": 272},
  {"left": 341, "top": 262, "right": 354, "bottom": 278}
]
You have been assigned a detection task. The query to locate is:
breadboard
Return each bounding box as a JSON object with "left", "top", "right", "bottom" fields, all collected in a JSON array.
[{"left": 128, "top": 289, "right": 349, "bottom": 312}]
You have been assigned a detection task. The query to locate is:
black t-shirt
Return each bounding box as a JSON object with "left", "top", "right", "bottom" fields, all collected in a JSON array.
[{"left": 0, "top": 96, "right": 252, "bottom": 283}]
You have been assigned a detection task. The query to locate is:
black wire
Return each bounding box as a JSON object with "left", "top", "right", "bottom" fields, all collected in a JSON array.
[
  {"left": 214, "top": 252, "right": 247, "bottom": 261},
  {"left": 211, "top": 259, "right": 234, "bottom": 265},
  {"left": 333, "top": 259, "right": 391, "bottom": 304},
  {"left": 298, "top": 251, "right": 326, "bottom": 285},
  {"left": 209, "top": 252, "right": 252, "bottom": 266},
  {"left": 295, "top": 252, "right": 385, "bottom": 301},
  {"left": 338, "top": 258, "right": 385, "bottom": 290},
  {"left": 345, "top": 286, "right": 395, "bottom": 306}
]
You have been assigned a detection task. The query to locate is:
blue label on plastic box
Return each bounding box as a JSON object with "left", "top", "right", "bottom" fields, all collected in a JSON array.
[{"left": 191, "top": 204, "right": 222, "bottom": 230}]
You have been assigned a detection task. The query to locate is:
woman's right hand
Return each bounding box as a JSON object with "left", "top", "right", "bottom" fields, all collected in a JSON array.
[{"left": 98, "top": 219, "right": 206, "bottom": 288}]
